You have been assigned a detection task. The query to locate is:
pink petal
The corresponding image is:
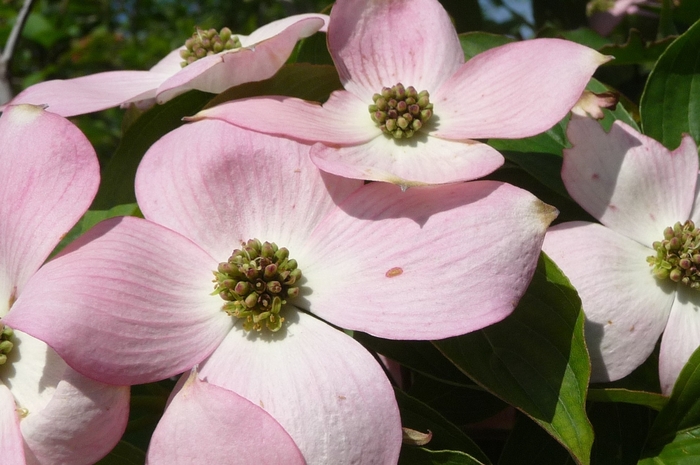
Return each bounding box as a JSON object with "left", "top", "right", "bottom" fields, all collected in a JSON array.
[
  {"left": 190, "top": 91, "right": 379, "bottom": 145},
  {"left": 302, "top": 181, "right": 558, "bottom": 339},
  {"left": 242, "top": 13, "right": 329, "bottom": 44},
  {"left": 4, "top": 216, "right": 231, "bottom": 385},
  {"left": 156, "top": 16, "right": 327, "bottom": 103},
  {"left": 543, "top": 222, "right": 673, "bottom": 382},
  {"left": 147, "top": 373, "right": 304, "bottom": 465},
  {"left": 136, "top": 119, "right": 363, "bottom": 262},
  {"left": 149, "top": 48, "right": 184, "bottom": 75},
  {"left": 431, "top": 39, "right": 610, "bottom": 139},
  {"left": 4, "top": 72, "right": 168, "bottom": 117},
  {"left": 310, "top": 133, "right": 505, "bottom": 185},
  {"left": 659, "top": 285, "right": 700, "bottom": 395},
  {"left": 199, "top": 308, "right": 402, "bottom": 464},
  {"left": 21, "top": 366, "right": 129, "bottom": 465},
  {"left": 0, "top": 384, "right": 25, "bottom": 465},
  {"left": 0, "top": 105, "right": 99, "bottom": 316},
  {"left": 562, "top": 115, "right": 698, "bottom": 246},
  {"left": 328, "top": 0, "right": 464, "bottom": 101}
]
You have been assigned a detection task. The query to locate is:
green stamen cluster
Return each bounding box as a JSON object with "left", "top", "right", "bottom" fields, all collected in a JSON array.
[
  {"left": 213, "top": 239, "right": 301, "bottom": 332},
  {"left": 0, "top": 323, "right": 14, "bottom": 366},
  {"left": 369, "top": 83, "right": 433, "bottom": 139},
  {"left": 647, "top": 220, "right": 700, "bottom": 289},
  {"left": 180, "top": 27, "right": 241, "bottom": 67}
]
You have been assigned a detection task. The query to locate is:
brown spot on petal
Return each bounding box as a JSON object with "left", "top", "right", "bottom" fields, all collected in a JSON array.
[
  {"left": 607, "top": 320, "right": 613, "bottom": 325},
  {"left": 386, "top": 267, "right": 403, "bottom": 278},
  {"left": 592, "top": 173, "right": 600, "bottom": 180},
  {"left": 338, "top": 395, "right": 346, "bottom": 400},
  {"left": 630, "top": 325, "right": 635, "bottom": 332},
  {"left": 609, "top": 205, "right": 618, "bottom": 212}
]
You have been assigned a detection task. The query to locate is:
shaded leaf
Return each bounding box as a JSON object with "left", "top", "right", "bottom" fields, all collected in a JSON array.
[
  {"left": 599, "top": 29, "right": 675, "bottom": 66},
  {"left": 587, "top": 388, "right": 667, "bottom": 411},
  {"left": 399, "top": 448, "right": 487, "bottom": 465},
  {"left": 434, "top": 254, "right": 593, "bottom": 465},
  {"left": 95, "top": 441, "right": 145, "bottom": 465},
  {"left": 588, "top": 402, "right": 655, "bottom": 465},
  {"left": 499, "top": 412, "right": 573, "bottom": 465},
  {"left": 458, "top": 32, "right": 514, "bottom": 61}
]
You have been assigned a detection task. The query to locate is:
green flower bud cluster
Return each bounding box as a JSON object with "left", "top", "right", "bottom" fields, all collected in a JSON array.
[
  {"left": 648, "top": 220, "right": 700, "bottom": 289},
  {"left": 213, "top": 239, "right": 301, "bottom": 332},
  {"left": 0, "top": 323, "right": 14, "bottom": 366},
  {"left": 369, "top": 83, "right": 433, "bottom": 139},
  {"left": 180, "top": 27, "right": 242, "bottom": 67}
]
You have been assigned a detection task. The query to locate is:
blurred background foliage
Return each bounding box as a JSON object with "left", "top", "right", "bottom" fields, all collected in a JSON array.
[{"left": 1, "top": 0, "right": 698, "bottom": 159}]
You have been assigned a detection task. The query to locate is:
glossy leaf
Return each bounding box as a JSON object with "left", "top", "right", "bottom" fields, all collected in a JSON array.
[
  {"left": 587, "top": 388, "right": 667, "bottom": 411},
  {"left": 434, "top": 254, "right": 592, "bottom": 465},
  {"left": 395, "top": 389, "right": 491, "bottom": 464},
  {"left": 640, "top": 18, "right": 700, "bottom": 149}
]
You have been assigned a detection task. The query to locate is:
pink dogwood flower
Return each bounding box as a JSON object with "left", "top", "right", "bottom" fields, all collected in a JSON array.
[
  {"left": 192, "top": 0, "right": 610, "bottom": 187},
  {"left": 0, "top": 105, "right": 129, "bottom": 464},
  {"left": 543, "top": 114, "right": 700, "bottom": 394},
  {"left": 588, "top": 0, "right": 660, "bottom": 36},
  {"left": 6, "top": 119, "right": 557, "bottom": 463},
  {"left": 3, "top": 14, "right": 328, "bottom": 117}
]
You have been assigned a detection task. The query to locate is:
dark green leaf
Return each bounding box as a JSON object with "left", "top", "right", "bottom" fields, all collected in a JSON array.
[
  {"left": 499, "top": 412, "right": 574, "bottom": 465},
  {"left": 434, "top": 254, "right": 593, "bottom": 465},
  {"left": 399, "top": 448, "right": 487, "bottom": 465},
  {"left": 599, "top": 30, "right": 675, "bottom": 66},
  {"left": 588, "top": 402, "right": 655, "bottom": 465},
  {"left": 91, "top": 91, "right": 214, "bottom": 209},
  {"left": 396, "top": 389, "right": 491, "bottom": 464},
  {"left": 641, "top": 345, "right": 700, "bottom": 463},
  {"left": 293, "top": 31, "right": 333, "bottom": 65},
  {"left": 640, "top": 18, "right": 700, "bottom": 149},
  {"left": 95, "top": 441, "right": 145, "bottom": 465},
  {"left": 458, "top": 32, "right": 514, "bottom": 61},
  {"left": 587, "top": 388, "right": 667, "bottom": 411}
]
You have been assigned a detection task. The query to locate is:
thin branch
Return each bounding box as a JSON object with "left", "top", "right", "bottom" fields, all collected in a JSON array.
[{"left": 1, "top": 0, "right": 36, "bottom": 105}]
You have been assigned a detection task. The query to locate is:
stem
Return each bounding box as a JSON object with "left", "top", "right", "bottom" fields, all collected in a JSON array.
[{"left": 0, "top": 0, "right": 36, "bottom": 105}]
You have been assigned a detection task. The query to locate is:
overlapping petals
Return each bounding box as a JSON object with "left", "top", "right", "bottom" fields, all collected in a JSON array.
[
  {"left": 7, "top": 119, "right": 556, "bottom": 462},
  {"left": 543, "top": 114, "right": 700, "bottom": 392},
  {"left": 0, "top": 104, "right": 129, "bottom": 464},
  {"left": 193, "top": 0, "right": 609, "bottom": 186},
  {"left": 3, "top": 14, "right": 328, "bottom": 117}
]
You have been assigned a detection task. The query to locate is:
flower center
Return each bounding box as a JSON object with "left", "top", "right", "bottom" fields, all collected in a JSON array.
[
  {"left": 180, "top": 27, "right": 242, "bottom": 67},
  {"left": 0, "top": 323, "right": 14, "bottom": 366},
  {"left": 369, "top": 83, "right": 433, "bottom": 139},
  {"left": 647, "top": 220, "right": 700, "bottom": 289},
  {"left": 213, "top": 239, "right": 301, "bottom": 332}
]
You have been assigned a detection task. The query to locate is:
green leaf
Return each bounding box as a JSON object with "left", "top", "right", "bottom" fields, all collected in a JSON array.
[
  {"left": 458, "top": 32, "right": 514, "bottom": 61},
  {"left": 91, "top": 91, "right": 214, "bottom": 209},
  {"left": 489, "top": 118, "right": 568, "bottom": 156},
  {"left": 206, "top": 63, "right": 341, "bottom": 108},
  {"left": 499, "top": 413, "right": 574, "bottom": 465},
  {"left": 95, "top": 441, "right": 146, "bottom": 465},
  {"left": 434, "top": 254, "right": 593, "bottom": 465},
  {"left": 640, "top": 18, "right": 700, "bottom": 149},
  {"left": 293, "top": 31, "right": 333, "bottom": 66},
  {"left": 598, "top": 30, "right": 675, "bottom": 67},
  {"left": 395, "top": 389, "right": 491, "bottom": 464},
  {"left": 588, "top": 402, "right": 655, "bottom": 465},
  {"left": 399, "top": 448, "right": 487, "bottom": 465},
  {"left": 640, "top": 345, "right": 700, "bottom": 463},
  {"left": 587, "top": 388, "right": 667, "bottom": 411}
]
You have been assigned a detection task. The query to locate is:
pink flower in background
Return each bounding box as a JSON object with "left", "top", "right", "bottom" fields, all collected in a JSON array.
[
  {"left": 0, "top": 105, "right": 129, "bottom": 464},
  {"left": 7, "top": 119, "right": 556, "bottom": 462},
  {"left": 588, "top": 0, "right": 660, "bottom": 36},
  {"left": 543, "top": 114, "right": 700, "bottom": 394},
  {"left": 193, "top": 0, "right": 610, "bottom": 187},
  {"left": 3, "top": 14, "right": 328, "bottom": 117}
]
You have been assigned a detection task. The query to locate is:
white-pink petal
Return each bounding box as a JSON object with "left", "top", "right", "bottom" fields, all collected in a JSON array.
[
  {"left": 562, "top": 116, "right": 699, "bottom": 246},
  {"left": 3, "top": 72, "right": 167, "bottom": 117},
  {"left": 0, "top": 105, "right": 99, "bottom": 317},
  {"left": 191, "top": 91, "right": 379, "bottom": 145},
  {"left": 199, "top": 308, "right": 402, "bottom": 465},
  {"left": 432, "top": 39, "right": 610, "bottom": 140},
  {"left": 155, "top": 15, "right": 327, "bottom": 103},
  {"left": 21, "top": 366, "right": 129, "bottom": 465},
  {"left": 328, "top": 0, "right": 464, "bottom": 101},
  {"left": 659, "top": 285, "right": 700, "bottom": 395},
  {"left": 147, "top": 373, "right": 305, "bottom": 465},
  {"left": 136, "top": 119, "right": 363, "bottom": 262},
  {"left": 303, "top": 181, "right": 557, "bottom": 339},
  {"left": 310, "top": 133, "right": 505, "bottom": 185},
  {"left": 0, "top": 384, "right": 25, "bottom": 465},
  {"left": 544, "top": 222, "right": 674, "bottom": 382},
  {"left": 4, "top": 216, "right": 230, "bottom": 386}
]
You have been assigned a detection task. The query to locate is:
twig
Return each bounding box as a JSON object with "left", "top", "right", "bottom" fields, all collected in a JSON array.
[{"left": 1, "top": 0, "right": 36, "bottom": 105}]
